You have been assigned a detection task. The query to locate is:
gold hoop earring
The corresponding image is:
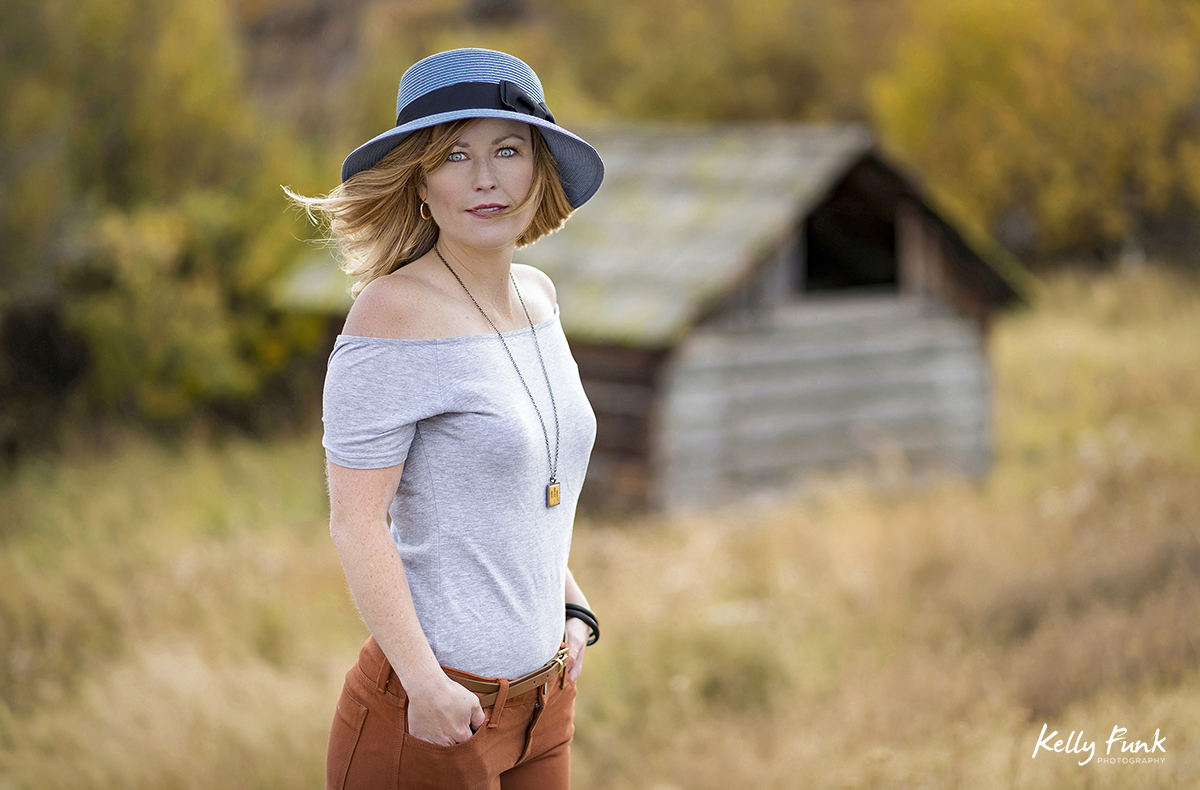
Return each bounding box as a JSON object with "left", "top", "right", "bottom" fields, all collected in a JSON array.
[{"left": 419, "top": 202, "right": 432, "bottom": 221}]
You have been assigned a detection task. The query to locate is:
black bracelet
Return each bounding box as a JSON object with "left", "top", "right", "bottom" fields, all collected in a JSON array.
[{"left": 565, "top": 603, "right": 600, "bottom": 646}]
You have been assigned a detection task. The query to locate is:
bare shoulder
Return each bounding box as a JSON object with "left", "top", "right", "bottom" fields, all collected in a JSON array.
[
  {"left": 341, "top": 265, "right": 453, "bottom": 339},
  {"left": 512, "top": 263, "right": 558, "bottom": 323}
]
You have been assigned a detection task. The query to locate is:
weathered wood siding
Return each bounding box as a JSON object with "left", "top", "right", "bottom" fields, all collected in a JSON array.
[
  {"left": 655, "top": 296, "right": 991, "bottom": 510},
  {"left": 570, "top": 342, "right": 667, "bottom": 512},
  {"left": 898, "top": 199, "right": 992, "bottom": 333}
]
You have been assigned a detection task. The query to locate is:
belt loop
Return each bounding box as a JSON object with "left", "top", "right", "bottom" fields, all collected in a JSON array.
[
  {"left": 487, "top": 678, "right": 510, "bottom": 729},
  {"left": 368, "top": 637, "right": 391, "bottom": 695}
]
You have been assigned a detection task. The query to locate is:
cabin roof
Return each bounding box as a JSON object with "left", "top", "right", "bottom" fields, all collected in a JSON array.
[
  {"left": 520, "top": 122, "right": 1021, "bottom": 347},
  {"left": 519, "top": 124, "right": 881, "bottom": 346}
]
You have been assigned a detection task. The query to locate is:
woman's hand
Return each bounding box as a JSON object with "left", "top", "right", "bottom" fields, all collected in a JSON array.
[
  {"left": 564, "top": 616, "right": 590, "bottom": 682},
  {"left": 405, "top": 675, "right": 486, "bottom": 746}
]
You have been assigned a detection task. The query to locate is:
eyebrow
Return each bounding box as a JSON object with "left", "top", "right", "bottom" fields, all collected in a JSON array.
[{"left": 452, "top": 133, "right": 528, "bottom": 148}]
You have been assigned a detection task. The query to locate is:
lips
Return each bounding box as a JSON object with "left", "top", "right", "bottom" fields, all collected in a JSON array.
[{"left": 468, "top": 204, "right": 507, "bottom": 215}]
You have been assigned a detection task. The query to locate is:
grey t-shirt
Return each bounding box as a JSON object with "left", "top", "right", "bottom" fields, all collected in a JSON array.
[{"left": 322, "top": 308, "right": 596, "bottom": 679}]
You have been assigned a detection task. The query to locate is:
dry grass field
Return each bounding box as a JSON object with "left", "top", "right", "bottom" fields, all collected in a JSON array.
[{"left": 1, "top": 266, "right": 1198, "bottom": 788}]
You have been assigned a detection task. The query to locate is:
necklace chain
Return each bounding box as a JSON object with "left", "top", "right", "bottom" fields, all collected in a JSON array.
[{"left": 434, "top": 246, "right": 561, "bottom": 494}]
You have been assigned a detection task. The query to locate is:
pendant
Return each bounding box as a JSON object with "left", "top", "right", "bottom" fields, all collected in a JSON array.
[{"left": 547, "top": 481, "right": 561, "bottom": 507}]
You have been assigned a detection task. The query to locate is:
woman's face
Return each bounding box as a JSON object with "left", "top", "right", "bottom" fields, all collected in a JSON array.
[{"left": 419, "top": 118, "right": 537, "bottom": 256}]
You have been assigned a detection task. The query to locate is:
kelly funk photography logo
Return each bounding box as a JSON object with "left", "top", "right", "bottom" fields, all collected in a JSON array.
[{"left": 1032, "top": 724, "right": 1167, "bottom": 766}]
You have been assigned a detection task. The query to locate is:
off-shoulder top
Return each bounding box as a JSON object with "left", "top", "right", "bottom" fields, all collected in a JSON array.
[{"left": 322, "top": 308, "right": 596, "bottom": 678}]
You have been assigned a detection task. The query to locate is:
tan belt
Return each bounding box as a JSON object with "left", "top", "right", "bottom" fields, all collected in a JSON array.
[{"left": 447, "top": 645, "right": 569, "bottom": 708}]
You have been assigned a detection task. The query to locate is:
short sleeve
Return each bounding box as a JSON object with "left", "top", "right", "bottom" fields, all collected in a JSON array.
[{"left": 321, "top": 337, "right": 445, "bottom": 469}]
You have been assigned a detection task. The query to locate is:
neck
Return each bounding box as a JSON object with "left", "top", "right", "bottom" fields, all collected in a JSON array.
[{"left": 434, "top": 241, "right": 520, "bottom": 316}]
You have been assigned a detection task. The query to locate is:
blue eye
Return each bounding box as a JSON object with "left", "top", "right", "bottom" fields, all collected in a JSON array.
[
  {"left": 447, "top": 151, "right": 467, "bottom": 162},
  {"left": 497, "top": 147, "right": 517, "bottom": 158}
]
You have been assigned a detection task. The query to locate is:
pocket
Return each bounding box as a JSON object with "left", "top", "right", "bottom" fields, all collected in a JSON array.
[
  {"left": 402, "top": 702, "right": 488, "bottom": 748},
  {"left": 402, "top": 724, "right": 482, "bottom": 751},
  {"left": 398, "top": 713, "right": 491, "bottom": 788},
  {"left": 326, "top": 685, "right": 369, "bottom": 790}
]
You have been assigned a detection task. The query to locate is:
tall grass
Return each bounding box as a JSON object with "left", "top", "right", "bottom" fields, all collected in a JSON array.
[
  {"left": 0, "top": 434, "right": 362, "bottom": 788},
  {"left": 1, "top": 266, "right": 1198, "bottom": 788}
]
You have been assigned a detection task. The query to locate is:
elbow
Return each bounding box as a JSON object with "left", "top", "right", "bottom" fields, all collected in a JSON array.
[
  {"left": 329, "top": 511, "right": 389, "bottom": 550},
  {"left": 328, "top": 513, "right": 356, "bottom": 549}
]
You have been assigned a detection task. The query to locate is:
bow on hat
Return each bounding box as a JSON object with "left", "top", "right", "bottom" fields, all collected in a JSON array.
[{"left": 499, "top": 81, "right": 555, "bottom": 124}]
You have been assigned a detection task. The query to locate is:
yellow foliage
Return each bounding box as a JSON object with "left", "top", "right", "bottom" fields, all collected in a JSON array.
[
  {"left": 132, "top": 0, "right": 253, "bottom": 199},
  {"left": 65, "top": 206, "right": 254, "bottom": 418},
  {"left": 870, "top": 0, "right": 1200, "bottom": 252},
  {"left": 339, "top": 0, "right": 883, "bottom": 132},
  {"left": 2, "top": 0, "right": 327, "bottom": 429}
]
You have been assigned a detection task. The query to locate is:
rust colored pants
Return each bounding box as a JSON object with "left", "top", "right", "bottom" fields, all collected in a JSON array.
[{"left": 326, "top": 637, "right": 577, "bottom": 790}]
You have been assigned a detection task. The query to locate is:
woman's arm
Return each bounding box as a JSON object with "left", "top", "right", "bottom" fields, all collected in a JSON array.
[
  {"left": 327, "top": 460, "right": 485, "bottom": 744},
  {"left": 564, "top": 567, "right": 591, "bottom": 681}
]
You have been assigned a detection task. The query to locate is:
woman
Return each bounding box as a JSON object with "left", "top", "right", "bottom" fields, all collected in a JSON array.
[{"left": 290, "top": 49, "right": 603, "bottom": 789}]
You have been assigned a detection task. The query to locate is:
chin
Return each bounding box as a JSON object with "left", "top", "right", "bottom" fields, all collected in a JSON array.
[{"left": 443, "top": 222, "right": 526, "bottom": 253}]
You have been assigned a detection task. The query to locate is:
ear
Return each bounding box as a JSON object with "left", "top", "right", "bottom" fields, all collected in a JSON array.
[{"left": 416, "top": 180, "right": 427, "bottom": 203}]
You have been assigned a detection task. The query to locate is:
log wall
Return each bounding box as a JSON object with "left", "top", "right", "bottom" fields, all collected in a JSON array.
[{"left": 655, "top": 295, "right": 992, "bottom": 510}]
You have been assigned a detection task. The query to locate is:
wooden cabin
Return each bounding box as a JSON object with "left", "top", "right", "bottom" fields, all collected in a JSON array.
[{"left": 516, "top": 124, "right": 1022, "bottom": 511}]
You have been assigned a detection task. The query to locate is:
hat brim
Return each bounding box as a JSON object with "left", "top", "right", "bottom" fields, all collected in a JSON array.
[{"left": 340, "top": 110, "right": 604, "bottom": 209}]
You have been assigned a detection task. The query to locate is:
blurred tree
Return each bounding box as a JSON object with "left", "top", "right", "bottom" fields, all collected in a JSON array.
[
  {"left": 546, "top": 0, "right": 870, "bottom": 122},
  {"left": 327, "top": 0, "right": 898, "bottom": 143},
  {"left": 869, "top": 0, "right": 1200, "bottom": 256},
  {"left": 1, "top": 0, "right": 324, "bottom": 444}
]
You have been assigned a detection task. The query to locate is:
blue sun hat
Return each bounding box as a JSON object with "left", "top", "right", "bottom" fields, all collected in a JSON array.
[{"left": 341, "top": 48, "right": 604, "bottom": 209}]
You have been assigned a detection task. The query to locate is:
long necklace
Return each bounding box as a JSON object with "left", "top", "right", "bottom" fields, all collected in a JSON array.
[{"left": 434, "top": 246, "right": 562, "bottom": 507}]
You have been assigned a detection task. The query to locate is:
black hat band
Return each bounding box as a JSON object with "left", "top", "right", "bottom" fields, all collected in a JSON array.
[{"left": 396, "top": 80, "right": 555, "bottom": 127}]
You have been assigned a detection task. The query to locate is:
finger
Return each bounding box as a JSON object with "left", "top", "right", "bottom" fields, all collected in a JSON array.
[
  {"left": 568, "top": 648, "right": 584, "bottom": 681},
  {"left": 450, "top": 716, "right": 475, "bottom": 744},
  {"left": 470, "top": 704, "right": 486, "bottom": 733}
]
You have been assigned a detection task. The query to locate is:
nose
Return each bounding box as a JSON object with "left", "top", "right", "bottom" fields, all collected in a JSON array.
[{"left": 472, "top": 157, "right": 498, "bottom": 191}]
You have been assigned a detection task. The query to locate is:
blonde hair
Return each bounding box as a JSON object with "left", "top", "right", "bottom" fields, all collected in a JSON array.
[{"left": 286, "top": 121, "right": 574, "bottom": 297}]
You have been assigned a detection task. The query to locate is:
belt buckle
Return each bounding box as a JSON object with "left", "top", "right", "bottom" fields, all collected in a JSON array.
[{"left": 553, "top": 645, "right": 569, "bottom": 674}]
